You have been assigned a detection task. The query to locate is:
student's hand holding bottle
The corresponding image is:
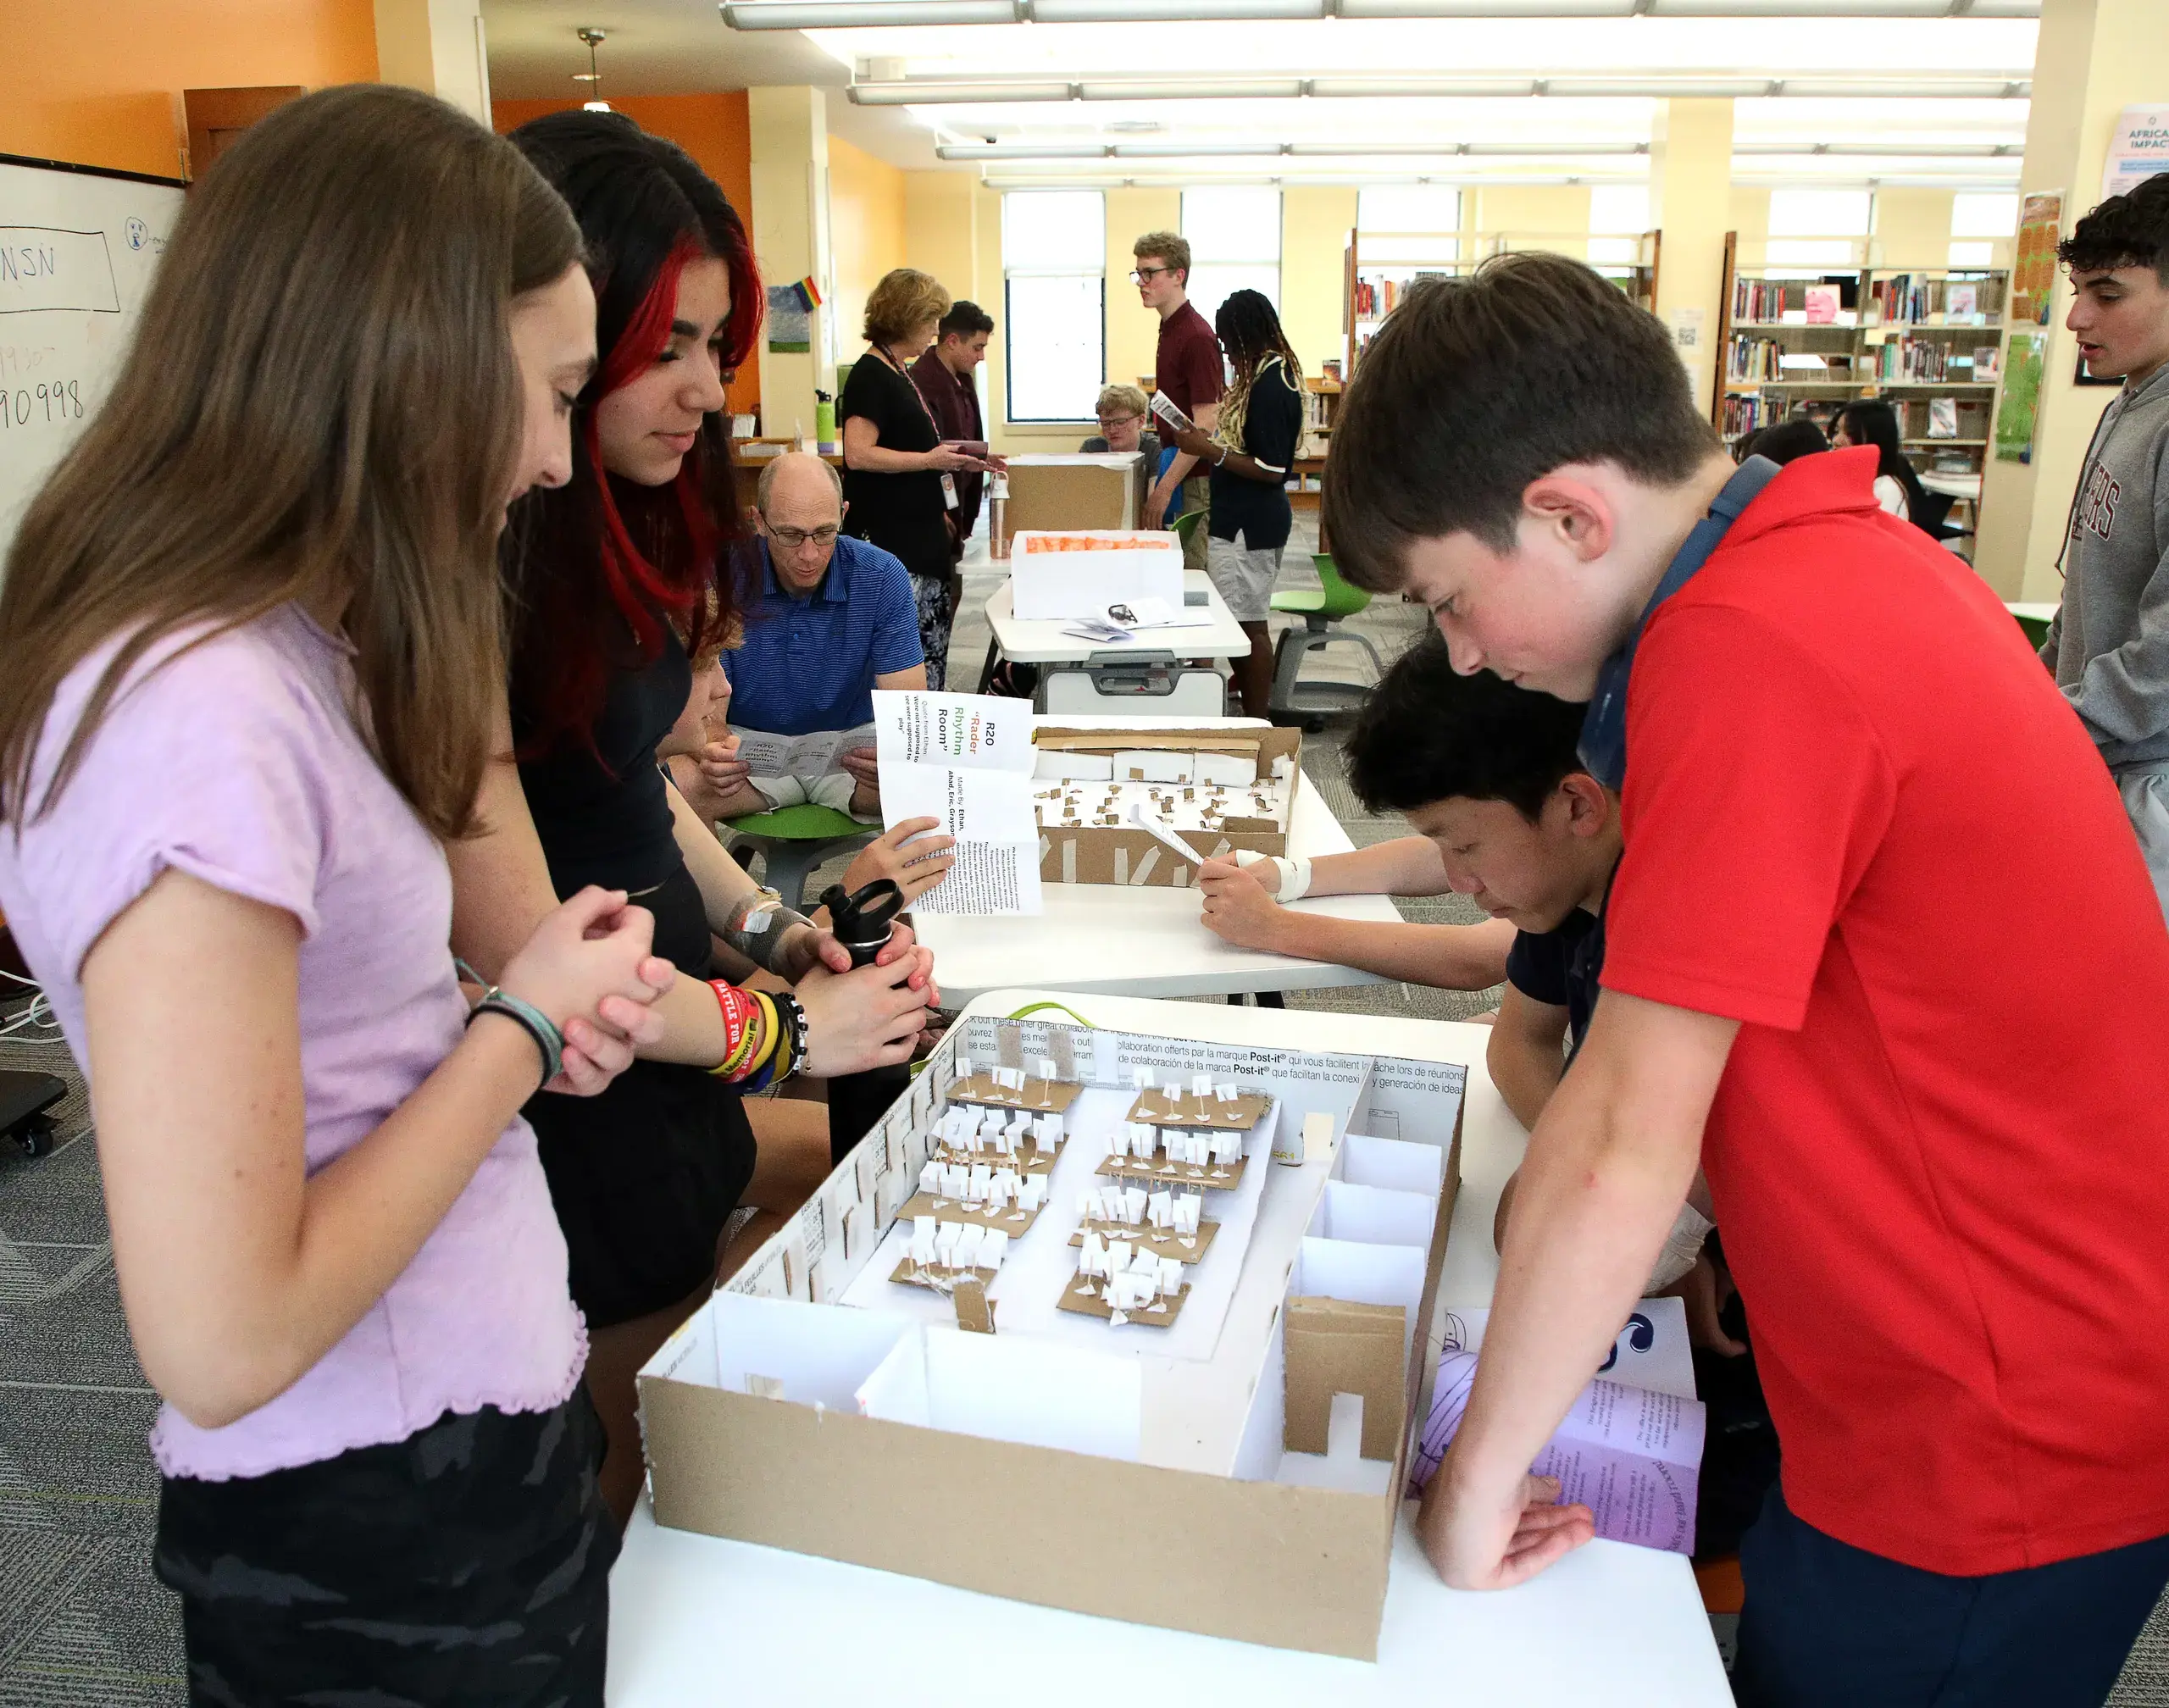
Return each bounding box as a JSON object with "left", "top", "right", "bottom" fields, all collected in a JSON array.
[
  {"left": 493, "top": 887, "right": 675, "bottom": 1095},
  {"left": 792, "top": 943, "right": 938, "bottom": 1076}
]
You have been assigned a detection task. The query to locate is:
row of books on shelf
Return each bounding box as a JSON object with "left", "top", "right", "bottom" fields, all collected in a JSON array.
[
  {"left": 1350, "top": 272, "right": 1452, "bottom": 320},
  {"left": 1867, "top": 273, "right": 2005, "bottom": 326},
  {"left": 1726, "top": 335, "right": 2003, "bottom": 385},
  {"left": 1732, "top": 276, "right": 1855, "bottom": 325},
  {"left": 1722, "top": 393, "right": 1988, "bottom": 445},
  {"left": 1874, "top": 336, "right": 2000, "bottom": 383}
]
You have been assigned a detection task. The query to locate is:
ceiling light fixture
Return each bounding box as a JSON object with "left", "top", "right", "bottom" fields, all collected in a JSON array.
[
  {"left": 574, "top": 26, "right": 611, "bottom": 112},
  {"left": 850, "top": 71, "right": 2033, "bottom": 104},
  {"left": 723, "top": 0, "right": 2037, "bottom": 23}
]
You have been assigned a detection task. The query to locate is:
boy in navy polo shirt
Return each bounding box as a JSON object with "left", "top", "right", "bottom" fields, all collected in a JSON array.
[{"left": 1325, "top": 252, "right": 2169, "bottom": 1707}]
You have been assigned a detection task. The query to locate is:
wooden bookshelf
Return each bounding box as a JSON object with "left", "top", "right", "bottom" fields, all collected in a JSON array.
[
  {"left": 1715, "top": 241, "right": 2010, "bottom": 557},
  {"left": 1341, "top": 227, "right": 1659, "bottom": 379}
]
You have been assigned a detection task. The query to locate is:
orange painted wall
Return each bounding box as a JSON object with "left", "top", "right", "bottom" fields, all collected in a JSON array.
[
  {"left": 827, "top": 134, "right": 907, "bottom": 356},
  {"left": 7, "top": 0, "right": 379, "bottom": 181},
  {"left": 492, "top": 93, "right": 759, "bottom": 417}
]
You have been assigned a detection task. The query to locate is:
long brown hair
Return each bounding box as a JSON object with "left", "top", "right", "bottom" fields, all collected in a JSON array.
[{"left": 0, "top": 84, "right": 583, "bottom": 837}]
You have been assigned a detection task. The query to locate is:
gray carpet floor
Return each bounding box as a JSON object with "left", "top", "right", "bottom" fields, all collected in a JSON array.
[{"left": 2, "top": 512, "right": 2164, "bottom": 1701}]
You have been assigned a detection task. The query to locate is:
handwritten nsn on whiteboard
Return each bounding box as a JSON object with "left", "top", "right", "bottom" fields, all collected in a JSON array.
[{"left": 0, "top": 154, "right": 185, "bottom": 578}]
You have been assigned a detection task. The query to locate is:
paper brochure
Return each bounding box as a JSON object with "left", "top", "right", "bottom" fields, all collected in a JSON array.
[
  {"left": 874, "top": 690, "right": 1042, "bottom": 915},
  {"left": 1408, "top": 1300, "right": 1707, "bottom": 1556},
  {"left": 728, "top": 721, "right": 875, "bottom": 779}
]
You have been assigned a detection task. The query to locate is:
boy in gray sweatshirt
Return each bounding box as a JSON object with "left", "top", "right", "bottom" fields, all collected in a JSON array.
[{"left": 2044, "top": 173, "right": 2169, "bottom": 920}]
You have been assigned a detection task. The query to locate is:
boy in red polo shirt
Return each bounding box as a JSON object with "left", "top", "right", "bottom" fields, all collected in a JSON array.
[{"left": 1324, "top": 252, "right": 2169, "bottom": 1707}]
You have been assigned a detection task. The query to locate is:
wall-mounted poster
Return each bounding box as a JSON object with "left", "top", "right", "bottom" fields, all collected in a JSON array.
[
  {"left": 2102, "top": 106, "right": 2169, "bottom": 201},
  {"left": 2011, "top": 191, "right": 2064, "bottom": 328},
  {"left": 1996, "top": 330, "right": 2046, "bottom": 464}
]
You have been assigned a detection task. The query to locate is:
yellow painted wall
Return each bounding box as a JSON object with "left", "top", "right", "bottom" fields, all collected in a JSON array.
[
  {"left": 1476, "top": 185, "right": 1592, "bottom": 258},
  {"left": 829, "top": 135, "right": 907, "bottom": 363},
  {"left": 1107, "top": 186, "right": 1184, "bottom": 404},
  {"left": 1872, "top": 186, "right": 1955, "bottom": 271},
  {"left": 1281, "top": 186, "right": 1356, "bottom": 379},
  {"left": 1728, "top": 186, "right": 1772, "bottom": 272}
]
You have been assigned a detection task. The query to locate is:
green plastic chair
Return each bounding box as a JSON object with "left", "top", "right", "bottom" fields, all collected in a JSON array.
[
  {"left": 721, "top": 801, "right": 878, "bottom": 912},
  {"left": 1170, "top": 509, "right": 1203, "bottom": 546},
  {"left": 1267, "top": 553, "right": 1384, "bottom": 723},
  {"left": 2012, "top": 610, "right": 2052, "bottom": 651}
]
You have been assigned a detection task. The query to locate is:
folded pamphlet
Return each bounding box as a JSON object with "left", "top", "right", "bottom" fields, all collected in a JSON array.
[{"left": 872, "top": 690, "right": 1042, "bottom": 917}]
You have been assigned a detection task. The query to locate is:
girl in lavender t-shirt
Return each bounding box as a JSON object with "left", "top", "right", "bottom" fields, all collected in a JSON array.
[{"left": 0, "top": 89, "right": 673, "bottom": 1707}]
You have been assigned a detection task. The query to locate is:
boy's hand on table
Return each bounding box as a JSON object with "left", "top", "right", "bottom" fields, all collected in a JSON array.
[
  {"left": 1417, "top": 1460, "right": 1595, "bottom": 1591},
  {"left": 1197, "top": 857, "right": 1289, "bottom": 951}
]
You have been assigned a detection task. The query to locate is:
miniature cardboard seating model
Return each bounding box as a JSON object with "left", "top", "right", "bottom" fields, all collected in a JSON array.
[
  {"left": 1008, "top": 528, "right": 1179, "bottom": 622},
  {"left": 635, "top": 1010, "right": 1473, "bottom": 1661},
  {"left": 1031, "top": 726, "right": 1301, "bottom": 890}
]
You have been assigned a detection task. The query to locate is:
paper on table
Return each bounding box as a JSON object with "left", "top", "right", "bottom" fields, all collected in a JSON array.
[
  {"left": 728, "top": 722, "right": 875, "bottom": 779},
  {"left": 1407, "top": 1336, "right": 1706, "bottom": 1555},
  {"left": 874, "top": 690, "right": 1042, "bottom": 916}
]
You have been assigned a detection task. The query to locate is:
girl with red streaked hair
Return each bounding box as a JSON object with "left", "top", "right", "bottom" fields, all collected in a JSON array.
[{"left": 445, "top": 111, "right": 940, "bottom": 1529}]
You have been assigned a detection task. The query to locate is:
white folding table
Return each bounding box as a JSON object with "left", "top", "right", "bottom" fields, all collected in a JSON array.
[
  {"left": 605, "top": 990, "right": 1733, "bottom": 1708},
  {"left": 912, "top": 715, "right": 1406, "bottom": 1006},
  {"left": 979, "top": 570, "right": 1251, "bottom": 716}
]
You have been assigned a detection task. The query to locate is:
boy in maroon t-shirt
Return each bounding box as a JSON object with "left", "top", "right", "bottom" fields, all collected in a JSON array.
[
  {"left": 1133, "top": 230, "right": 1224, "bottom": 575},
  {"left": 1324, "top": 252, "right": 2169, "bottom": 1708}
]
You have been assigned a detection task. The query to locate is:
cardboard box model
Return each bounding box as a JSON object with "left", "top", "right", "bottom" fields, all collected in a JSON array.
[
  {"left": 1031, "top": 725, "right": 1301, "bottom": 888},
  {"left": 635, "top": 1010, "right": 1467, "bottom": 1661},
  {"left": 1008, "top": 528, "right": 1183, "bottom": 622},
  {"left": 1001, "top": 452, "right": 1145, "bottom": 535}
]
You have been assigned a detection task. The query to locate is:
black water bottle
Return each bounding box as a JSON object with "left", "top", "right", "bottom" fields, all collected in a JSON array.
[
  {"left": 817, "top": 878, "right": 911, "bottom": 1166},
  {"left": 818, "top": 878, "right": 905, "bottom": 969}
]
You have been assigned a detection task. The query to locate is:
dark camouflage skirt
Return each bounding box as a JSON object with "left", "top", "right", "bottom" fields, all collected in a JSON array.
[{"left": 153, "top": 1394, "right": 615, "bottom": 1707}]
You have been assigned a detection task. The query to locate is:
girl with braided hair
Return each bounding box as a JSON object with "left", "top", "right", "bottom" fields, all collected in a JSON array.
[{"left": 1163, "top": 288, "right": 1306, "bottom": 717}]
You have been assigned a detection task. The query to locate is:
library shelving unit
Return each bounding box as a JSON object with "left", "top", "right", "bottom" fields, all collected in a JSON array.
[
  {"left": 1713, "top": 232, "right": 2007, "bottom": 557},
  {"left": 1290, "top": 374, "right": 1340, "bottom": 513},
  {"left": 1341, "top": 228, "right": 1660, "bottom": 380}
]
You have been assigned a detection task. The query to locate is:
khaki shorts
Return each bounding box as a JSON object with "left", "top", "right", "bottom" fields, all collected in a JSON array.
[
  {"left": 1179, "top": 474, "right": 1211, "bottom": 577},
  {"left": 1206, "top": 530, "right": 1283, "bottom": 624}
]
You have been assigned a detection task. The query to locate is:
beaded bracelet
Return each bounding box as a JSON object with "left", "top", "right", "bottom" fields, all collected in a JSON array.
[{"left": 740, "top": 991, "right": 807, "bottom": 1094}]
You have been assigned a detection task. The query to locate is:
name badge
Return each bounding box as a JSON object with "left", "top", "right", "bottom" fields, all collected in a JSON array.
[{"left": 940, "top": 472, "right": 961, "bottom": 511}]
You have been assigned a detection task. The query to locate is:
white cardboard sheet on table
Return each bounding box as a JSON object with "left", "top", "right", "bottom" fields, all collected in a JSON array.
[
  {"left": 1010, "top": 530, "right": 1184, "bottom": 623},
  {"left": 873, "top": 690, "right": 1042, "bottom": 915}
]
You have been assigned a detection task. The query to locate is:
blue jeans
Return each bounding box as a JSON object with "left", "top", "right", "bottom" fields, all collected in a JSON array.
[{"left": 1734, "top": 1483, "right": 2169, "bottom": 1708}]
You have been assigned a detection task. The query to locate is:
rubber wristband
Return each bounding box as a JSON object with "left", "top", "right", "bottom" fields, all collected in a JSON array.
[
  {"left": 707, "top": 980, "right": 760, "bottom": 1079},
  {"left": 466, "top": 992, "right": 562, "bottom": 1091}
]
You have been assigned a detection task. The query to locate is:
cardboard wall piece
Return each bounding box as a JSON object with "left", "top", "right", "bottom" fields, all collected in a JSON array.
[
  {"left": 1031, "top": 726, "right": 1301, "bottom": 888},
  {"left": 1284, "top": 1296, "right": 1409, "bottom": 1462},
  {"left": 639, "top": 1017, "right": 1467, "bottom": 1662},
  {"left": 1002, "top": 454, "right": 1143, "bottom": 535}
]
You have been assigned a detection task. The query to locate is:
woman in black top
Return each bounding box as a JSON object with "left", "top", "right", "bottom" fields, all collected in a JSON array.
[
  {"left": 1162, "top": 289, "right": 1305, "bottom": 718},
  {"left": 840, "top": 267, "right": 995, "bottom": 690},
  {"left": 447, "top": 114, "right": 938, "bottom": 1531}
]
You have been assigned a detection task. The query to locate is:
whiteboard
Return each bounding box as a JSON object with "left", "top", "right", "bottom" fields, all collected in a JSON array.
[{"left": 0, "top": 154, "right": 186, "bottom": 570}]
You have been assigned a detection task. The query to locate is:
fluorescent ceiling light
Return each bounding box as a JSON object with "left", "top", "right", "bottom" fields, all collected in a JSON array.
[
  {"left": 856, "top": 73, "right": 2033, "bottom": 105},
  {"left": 936, "top": 141, "right": 1111, "bottom": 157},
  {"left": 1734, "top": 141, "right": 2019, "bottom": 156},
  {"left": 1463, "top": 141, "right": 1648, "bottom": 154},
  {"left": 724, "top": 0, "right": 2037, "bottom": 19},
  {"left": 1546, "top": 77, "right": 1771, "bottom": 97},
  {"left": 854, "top": 79, "right": 1073, "bottom": 103},
  {"left": 1076, "top": 80, "right": 1306, "bottom": 100},
  {"left": 720, "top": 1, "right": 1019, "bottom": 24},
  {"left": 1034, "top": 0, "right": 1328, "bottom": 16},
  {"left": 1110, "top": 141, "right": 1287, "bottom": 155},
  {"left": 1340, "top": 0, "right": 1633, "bottom": 11}
]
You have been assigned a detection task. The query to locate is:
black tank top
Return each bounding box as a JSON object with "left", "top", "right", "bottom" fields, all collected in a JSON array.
[{"left": 513, "top": 626, "right": 691, "bottom": 907}]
